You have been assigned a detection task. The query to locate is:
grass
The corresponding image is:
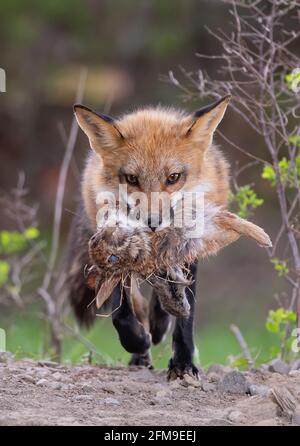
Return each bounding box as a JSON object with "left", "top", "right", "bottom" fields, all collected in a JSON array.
[{"left": 0, "top": 305, "right": 275, "bottom": 369}]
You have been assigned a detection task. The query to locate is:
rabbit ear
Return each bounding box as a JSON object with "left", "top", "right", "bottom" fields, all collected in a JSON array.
[{"left": 95, "top": 276, "right": 120, "bottom": 309}]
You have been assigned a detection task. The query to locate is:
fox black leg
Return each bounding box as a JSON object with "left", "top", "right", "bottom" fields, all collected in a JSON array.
[
  {"left": 167, "top": 261, "right": 200, "bottom": 380},
  {"left": 111, "top": 286, "right": 152, "bottom": 367},
  {"left": 149, "top": 292, "right": 171, "bottom": 345}
]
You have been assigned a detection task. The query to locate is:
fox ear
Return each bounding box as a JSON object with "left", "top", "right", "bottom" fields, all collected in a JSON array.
[
  {"left": 185, "top": 95, "right": 230, "bottom": 146},
  {"left": 73, "top": 104, "right": 124, "bottom": 153}
]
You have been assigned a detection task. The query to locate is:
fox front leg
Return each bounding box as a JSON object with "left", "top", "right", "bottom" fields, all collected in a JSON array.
[{"left": 167, "top": 262, "right": 200, "bottom": 381}]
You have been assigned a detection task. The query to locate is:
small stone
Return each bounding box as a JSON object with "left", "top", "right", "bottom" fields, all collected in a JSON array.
[
  {"left": 218, "top": 370, "right": 249, "bottom": 395},
  {"left": 73, "top": 395, "right": 93, "bottom": 402},
  {"left": 249, "top": 384, "right": 271, "bottom": 398},
  {"left": 289, "top": 370, "right": 300, "bottom": 377},
  {"left": 0, "top": 352, "right": 14, "bottom": 364},
  {"left": 268, "top": 359, "right": 290, "bottom": 375},
  {"left": 169, "top": 379, "right": 181, "bottom": 390},
  {"left": 290, "top": 360, "right": 300, "bottom": 371},
  {"left": 207, "top": 364, "right": 231, "bottom": 376},
  {"left": 207, "top": 372, "right": 220, "bottom": 382},
  {"left": 202, "top": 382, "right": 215, "bottom": 392},
  {"left": 255, "top": 419, "right": 278, "bottom": 426},
  {"left": 50, "top": 382, "right": 62, "bottom": 390},
  {"left": 36, "top": 378, "right": 48, "bottom": 387},
  {"left": 260, "top": 363, "right": 270, "bottom": 371},
  {"left": 227, "top": 410, "right": 247, "bottom": 424},
  {"left": 37, "top": 360, "right": 59, "bottom": 368},
  {"left": 292, "top": 406, "right": 300, "bottom": 426},
  {"left": 180, "top": 374, "right": 202, "bottom": 388},
  {"left": 19, "top": 374, "right": 36, "bottom": 384},
  {"left": 156, "top": 389, "right": 172, "bottom": 398},
  {"left": 81, "top": 383, "right": 94, "bottom": 392},
  {"left": 103, "top": 397, "right": 120, "bottom": 406},
  {"left": 36, "top": 369, "right": 51, "bottom": 379},
  {"left": 52, "top": 372, "right": 63, "bottom": 381}
]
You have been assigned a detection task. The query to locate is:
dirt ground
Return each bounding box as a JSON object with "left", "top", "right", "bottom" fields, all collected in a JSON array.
[{"left": 1, "top": 353, "right": 300, "bottom": 426}]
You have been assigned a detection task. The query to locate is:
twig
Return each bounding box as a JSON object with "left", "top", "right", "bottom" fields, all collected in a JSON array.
[
  {"left": 230, "top": 324, "right": 253, "bottom": 365},
  {"left": 42, "top": 67, "right": 88, "bottom": 291}
]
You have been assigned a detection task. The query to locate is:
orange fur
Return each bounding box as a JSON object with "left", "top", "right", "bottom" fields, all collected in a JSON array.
[{"left": 74, "top": 97, "right": 231, "bottom": 231}]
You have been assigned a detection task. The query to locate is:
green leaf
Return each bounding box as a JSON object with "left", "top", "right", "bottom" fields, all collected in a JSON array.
[
  {"left": 270, "top": 346, "right": 280, "bottom": 358},
  {"left": 286, "top": 311, "right": 297, "bottom": 322},
  {"left": 229, "top": 185, "right": 264, "bottom": 218},
  {"left": 271, "top": 258, "right": 289, "bottom": 277},
  {"left": 289, "top": 135, "right": 300, "bottom": 148},
  {"left": 0, "top": 227, "right": 39, "bottom": 255},
  {"left": 266, "top": 319, "right": 279, "bottom": 333},
  {"left": 262, "top": 156, "right": 300, "bottom": 188},
  {"left": 228, "top": 356, "right": 249, "bottom": 368},
  {"left": 262, "top": 165, "right": 276, "bottom": 186},
  {"left": 24, "top": 227, "right": 39, "bottom": 240},
  {"left": 0, "top": 260, "right": 10, "bottom": 286},
  {"left": 0, "top": 230, "right": 27, "bottom": 254},
  {"left": 285, "top": 69, "right": 300, "bottom": 92}
]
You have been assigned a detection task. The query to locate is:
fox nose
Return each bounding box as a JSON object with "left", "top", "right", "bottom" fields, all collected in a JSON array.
[{"left": 147, "top": 214, "right": 162, "bottom": 232}]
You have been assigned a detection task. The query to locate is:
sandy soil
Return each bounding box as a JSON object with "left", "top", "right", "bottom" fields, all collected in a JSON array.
[{"left": 1, "top": 353, "right": 300, "bottom": 426}]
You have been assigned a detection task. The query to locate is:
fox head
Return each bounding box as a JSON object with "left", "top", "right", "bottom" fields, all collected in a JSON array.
[{"left": 74, "top": 96, "right": 230, "bottom": 231}]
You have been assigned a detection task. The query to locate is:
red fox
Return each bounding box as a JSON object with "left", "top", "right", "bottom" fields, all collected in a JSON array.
[{"left": 68, "top": 96, "right": 231, "bottom": 379}]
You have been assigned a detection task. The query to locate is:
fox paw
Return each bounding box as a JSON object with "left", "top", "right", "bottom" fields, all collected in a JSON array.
[
  {"left": 129, "top": 352, "right": 152, "bottom": 368},
  {"left": 167, "top": 358, "right": 200, "bottom": 381}
]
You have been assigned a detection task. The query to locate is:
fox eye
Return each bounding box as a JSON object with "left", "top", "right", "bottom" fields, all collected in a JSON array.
[
  {"left": 125, "top": 174, "right": 139, "bottom": 186},
  {"left": 167, "top": 173, "right": 181, "bottom": 185}
]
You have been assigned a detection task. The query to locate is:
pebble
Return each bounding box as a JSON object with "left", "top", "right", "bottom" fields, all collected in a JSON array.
[
  {"left": 73, "top": 395, "right": 94, "bottom": 402},
  {"left": 207, "top": 364, "right": 232, "bottom": 376},
  {"left": 52, "top": 372, "right": 64, "bottom": 381},
  {"left": 36, "top": 379, "right": 48, "bottom": 387},
  {"left": 288, "top": 370, "right": 300, "bottom": 377},
  {"left": 268, "top": 359, "right": 290, "bottom": 375},
  {"left": 207, "top": 372, "right": 220, "bottom": 383},
  {"left": 202, "top": 382, "right": 215, "bottom": 392},
  {"left": 249, "top": 384, "right": 272, "bottom": 398},
  {"left": 227, "top": 410, "right": 247, "bottom": 424},
  {"left": 103, "top": 397, "right": 120, "bottom": 406},
  {"left": 0, "top": 352, "right": 14, "bottom": 364},
  {"left": 36, "top": 369, "right": 51, "bottom": 379},
  {"left": 290, "top": 360, "right": 300, "bottom": 371},
  {"left": 37, "top": 360, "right": 59, "bottom": 368},
  {"left": 180, "top": 374, "right": 202, "bottom": 388},
  {"left": 169, "top": 379, "right": 181, "bottom": 390},
  {"left": 155, "top": 389, "right": 172, "bottom": 398},
  {"left": 49, "top": 382, "right": 62, "bottom": 390},
  {"left": 19, "top": 374, "right": 36, "bottom": 385},
  {"left": 218, "top": 370, "right": 249, "bottom": 395},
  {"left": 81, "top": 383, "right": 94, "bottom": 392}
]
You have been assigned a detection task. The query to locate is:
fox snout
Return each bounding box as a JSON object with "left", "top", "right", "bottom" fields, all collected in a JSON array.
[{"left": 147, "top": 213, "right": 162, "bottom": 232}]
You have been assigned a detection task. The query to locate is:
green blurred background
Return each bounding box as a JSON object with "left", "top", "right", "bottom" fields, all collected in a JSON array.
[{"left": 0, "top": 0, "right": 285, "bottom": 367}]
